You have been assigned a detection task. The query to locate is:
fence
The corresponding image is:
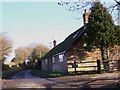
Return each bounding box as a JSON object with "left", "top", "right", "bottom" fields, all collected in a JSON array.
[
  {"left": 68, "top": 59, "right": 120, "bottom": 74},
  {"left": 103, "top": 60, "right": 120, "bottom": 72}
]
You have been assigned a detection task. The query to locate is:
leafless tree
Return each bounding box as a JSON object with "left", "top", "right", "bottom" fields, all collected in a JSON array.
[
  {"left": 14, "top": 47, "right": 32, "bottom": 64},
  {"left": 13, "top": 44, "right": 49, "bottom": 68},
  {"left": 58, "top": 0, "right": 120, "bottom": 22},
  {"left": 31, "top": 44, "right": 49, "bottom": 59},
  {"left": 0, "top": 33, "right": 12, "bottom": 63}
]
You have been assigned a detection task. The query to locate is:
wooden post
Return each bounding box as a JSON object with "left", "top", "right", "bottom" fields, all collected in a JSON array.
[
  {"left": 118, "top": 60, "right": 120, "bottom": 71},
  {"left": 97, "top": 59, "right": 101, "bottom": 74},
  {"left": 74, "top": 60, "right": 77, "bottom": 74}
]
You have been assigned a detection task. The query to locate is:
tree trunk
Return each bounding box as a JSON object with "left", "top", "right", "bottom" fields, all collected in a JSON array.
[{"left": 101, "top": 47, "right": 110, "bottom": 72}]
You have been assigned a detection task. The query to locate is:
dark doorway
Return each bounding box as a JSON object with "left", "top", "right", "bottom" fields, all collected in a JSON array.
[{"left": 38, "top": 60, "right": 42, "bottom": 70}]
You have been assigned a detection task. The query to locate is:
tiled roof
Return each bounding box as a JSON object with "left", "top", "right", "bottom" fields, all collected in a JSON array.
[{"left": 42, "top": 26, "right": 85, "bottom": 59}]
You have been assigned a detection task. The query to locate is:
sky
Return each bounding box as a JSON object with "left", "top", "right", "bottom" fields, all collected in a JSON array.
[
  {"left": 1, "top": 0, "right": 117, "bottom": 63},
  {"left": 2, "top": 2, "right": 83, "bottom": 49}
]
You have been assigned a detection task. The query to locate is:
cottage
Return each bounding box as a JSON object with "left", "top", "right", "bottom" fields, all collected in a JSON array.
[{"left": 39, "top": 10, "right": 100, "bottom": 73}]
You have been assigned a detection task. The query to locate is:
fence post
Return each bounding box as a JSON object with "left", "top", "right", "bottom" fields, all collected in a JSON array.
[
  {"left": 74, "top": 60, "right": 77, "bottom": 74},
  {"left": 118, "top": 60, "right": 120, "bottom": 71},
  {"left": 97, "top": 59, "right": 101, "bottom": 74}
]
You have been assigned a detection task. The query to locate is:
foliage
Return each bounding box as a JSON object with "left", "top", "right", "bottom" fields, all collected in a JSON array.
[
  {"left": 27, "top": 44, "right": 49, "bottom": 68},
  {"left": 86, "top": 2, "right": 118, "bottom": 55},
  {"left": 2, "top": 64, "right": 10, "bottom": 71},
  {"left": 14, "top": 47, "right": 32, "bottom": 64},
  {"left": 13, "top": 44, "right": 49, "bottom": 69},
  {"left": 85, "top": 2, "right": 119, "bottom": 72},
  {"left": 0, "top": 33, "right": 12, "bottom": 63},
  {"left": 2, "top": 66, "right": 22, "bottom": 79}
]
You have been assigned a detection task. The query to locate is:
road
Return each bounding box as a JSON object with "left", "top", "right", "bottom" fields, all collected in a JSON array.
[
  {"left": 11, "top": 70, "right": 40, "bottom": 79},
  {"left": 1, "top": 70, "right": 120, "bottom": 89},
  {"left": 2, "top": 70, "right": 56, "bottom": 89}
]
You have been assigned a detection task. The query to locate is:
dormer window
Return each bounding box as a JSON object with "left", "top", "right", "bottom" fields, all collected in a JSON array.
[{"left": 73, "top": 32, "right": 79, "bottom": 38}]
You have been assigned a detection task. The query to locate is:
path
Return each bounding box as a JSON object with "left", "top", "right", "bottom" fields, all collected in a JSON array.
[
  {"left": 1, "top": 70, "right": 120, "bottom": 89},
  {"left": 11, "top": 70, "right": 40, "bottom": 79}
]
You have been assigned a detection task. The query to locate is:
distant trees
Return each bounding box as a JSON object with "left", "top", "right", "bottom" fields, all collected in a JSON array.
[
  {"left": 14, "top": 47, "right": 32, "bottom": 65},
  {"left": 27, "top": 44, "right": 49, "bottom": 68},
  {"left": 13, "top": 44, "right": 49, "bottom": 69},
  {"left": 0, "top": 33, "right": 13, "bottom": 63}
]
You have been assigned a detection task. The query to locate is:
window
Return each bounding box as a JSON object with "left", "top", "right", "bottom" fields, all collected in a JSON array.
[
  {"left": 45, "top": 59, "right": 48, "bottom": 63},
  {"left": 59, "top": 54, "right": 64, "bottom": 62},
  {"left": 73, "top": 32, "right": 79, "bottom": 38},
  {"left": 52, "top": 57, "right": 55, "bottom": 63}
]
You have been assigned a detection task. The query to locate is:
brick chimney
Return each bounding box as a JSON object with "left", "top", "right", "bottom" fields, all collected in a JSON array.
[
  {"left": 53, "top": 40, "right": 57, "bottom": 47},
  {"left": 83, "top": 9, "right": 90, "bottom": 27}
]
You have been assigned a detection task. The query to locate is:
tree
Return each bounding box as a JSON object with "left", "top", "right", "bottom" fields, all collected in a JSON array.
[
  {"left": 14, "top": 47, "right": 32, "bottom": 65},
  {"left": 58, "top": 0, "right": 120, "bottom": 22},
  {"left": 0, "top": 33, "right": 12, "bottom": 63},
  {"left": 32, "top": 44, "right": 49, "bottom": 59},
  {"left": 86, "top": 2, "right": 119, "bottom": 72},
  {"left": 29, "top": 44, "right": 49, "bottom": 68}
]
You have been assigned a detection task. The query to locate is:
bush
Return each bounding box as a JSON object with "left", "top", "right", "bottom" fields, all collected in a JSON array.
[
  {"left": 2, "top": 66, "right": 22, "bottom": 79},
  {"left": 2, "top": 64, "right": 10, "bottom": 71}
]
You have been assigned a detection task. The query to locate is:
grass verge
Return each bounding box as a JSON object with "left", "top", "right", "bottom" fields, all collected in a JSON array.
[
  {"left": 31, "top": 69, "right": 103, "bottom": 78},
  {"left": 31, "top": 69, "right": 67, "bottom": 78},
  {"left": 31, "top": 69, "right": 120, "bottom": 78}
]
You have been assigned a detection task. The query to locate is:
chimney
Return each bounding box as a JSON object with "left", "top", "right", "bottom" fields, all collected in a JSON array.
[
  {"left": 83, "top": 9, "right": 90, "bottom": 27},
  {"left": 53, "top": 40, "right": 57, "bottom": 47}
]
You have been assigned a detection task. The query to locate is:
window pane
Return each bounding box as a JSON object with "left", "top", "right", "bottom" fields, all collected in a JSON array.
[
  {"left": 52, "top": 57, "right": 55, "bottom": 63},
  {"left": 59, "top": 54, "right": 63, "bottom": 62}
]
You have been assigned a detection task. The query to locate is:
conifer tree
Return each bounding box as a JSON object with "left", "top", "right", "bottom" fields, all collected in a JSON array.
[{"left": 86, "top": 2, "right": 119, "bottom": 72}]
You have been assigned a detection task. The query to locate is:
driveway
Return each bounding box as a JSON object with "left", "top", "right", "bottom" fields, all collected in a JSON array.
[{"left": 1, "top": 70, "right": 120, "bottom": 89}]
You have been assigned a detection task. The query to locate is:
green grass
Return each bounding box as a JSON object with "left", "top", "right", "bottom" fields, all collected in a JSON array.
[
  {"left": 31, "top": 69, "right": 120, "bottom": 78},
  {"left": 31, "top": 69, "right": 67, "bottom": 78},
  {"left": 2, "top": 67, "right": 22, "bottom": 79},
  {"left": 31, "top": 69, "right": 99, "bottom": 78}
]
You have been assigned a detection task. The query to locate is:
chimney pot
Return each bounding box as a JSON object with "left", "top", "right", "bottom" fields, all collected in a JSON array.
[
  {"left": 83, "top": 9, "right": 90, "bottom": 26},
  {"left": 53, "top": 40, "right": 57, "bottom": 47}
]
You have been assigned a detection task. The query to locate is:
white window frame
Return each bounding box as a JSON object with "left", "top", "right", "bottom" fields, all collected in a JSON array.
[
  {"left": 52, "top": 56, "right": 55, "bottom": 63},
  {"left": 45, "top": 59, "right": 48, "bottom": 63},
  {"left": 59, "top": 54, "right": 64, "bottom": 62}
]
